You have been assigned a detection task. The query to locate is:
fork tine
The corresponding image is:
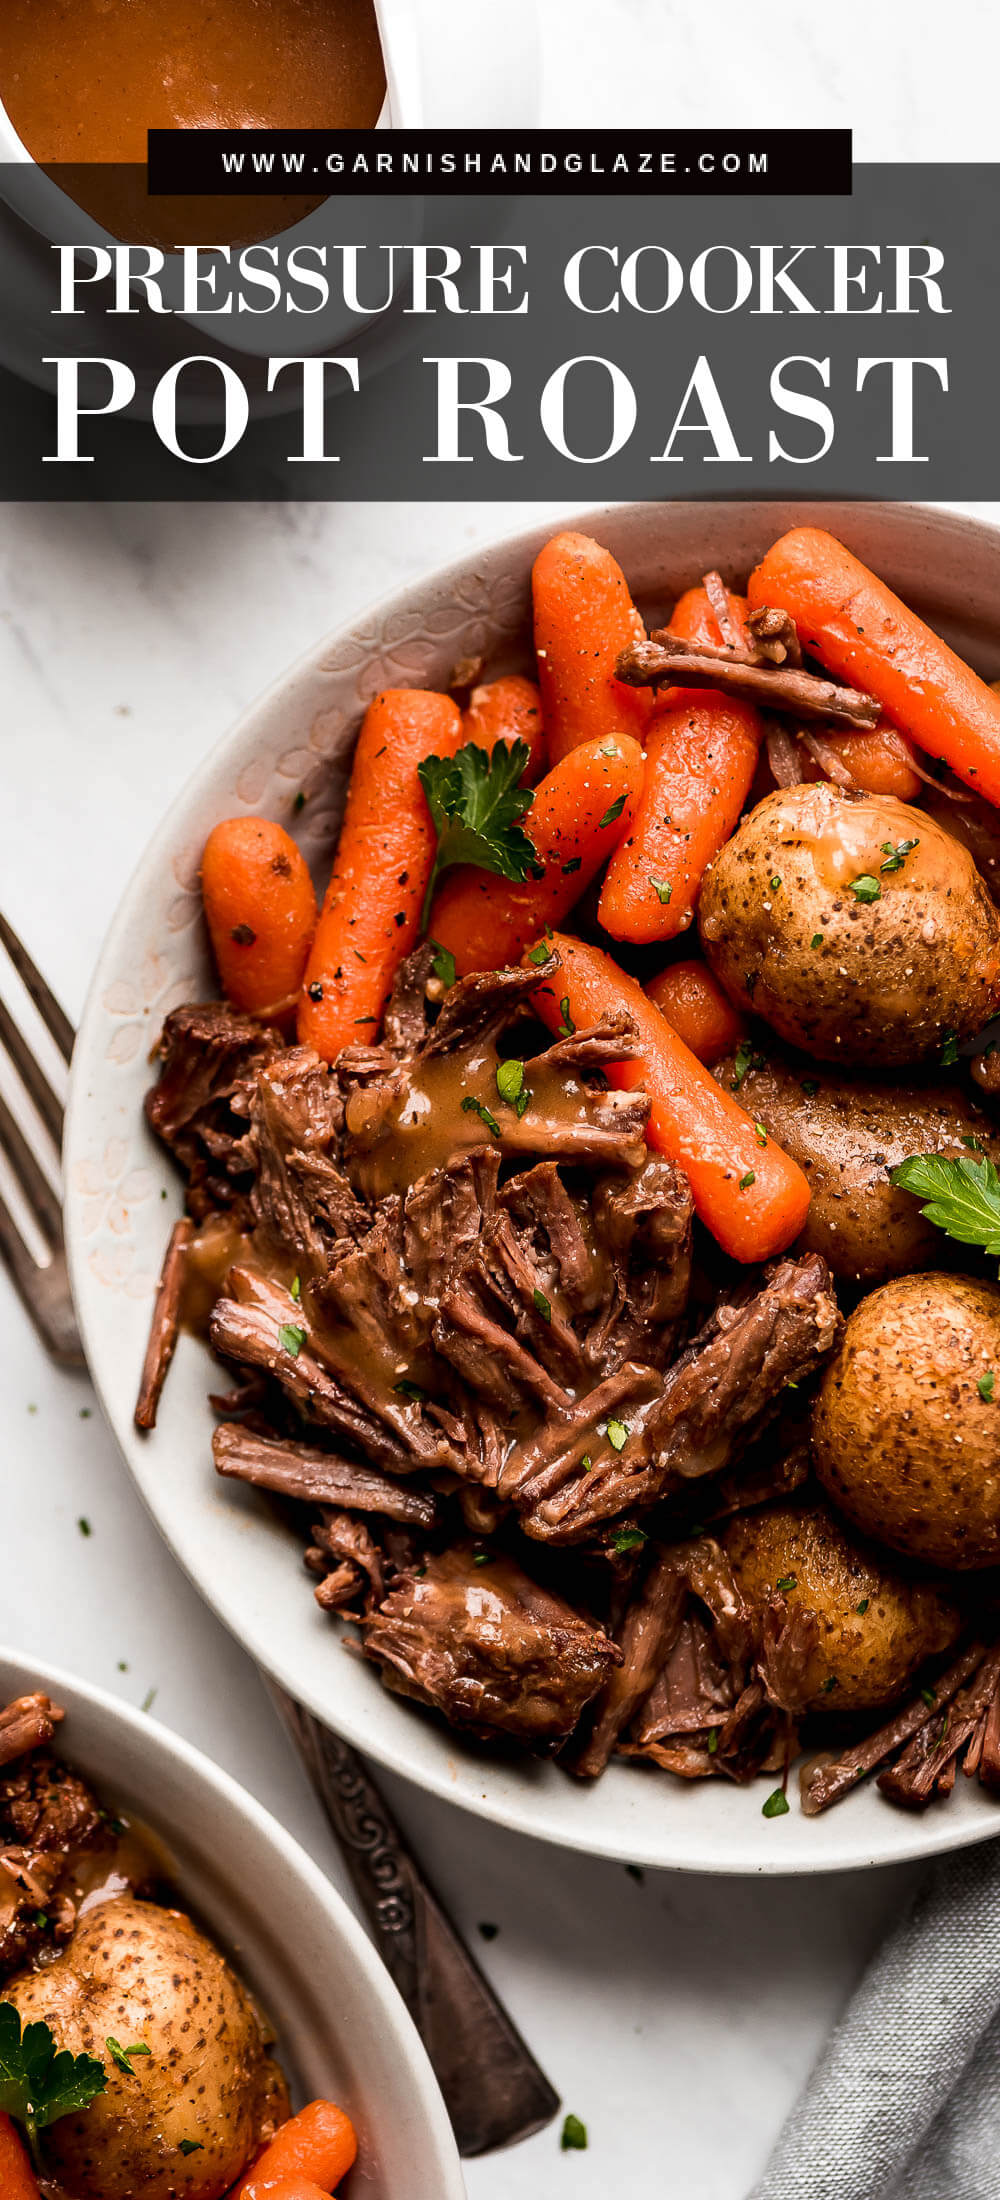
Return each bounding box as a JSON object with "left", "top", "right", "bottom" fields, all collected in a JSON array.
[
  {"left": 0, "top": 1187, "right": 84, "bottom": 1366},
  {"left": 0, "top": 1086, "right": 63, "bottom": 1248},
  {"left": 0, "top": 995, "right": 64, "bottom": 1144},
  {"left": 0, "top": 912, "right": 74, "bottom": 1065}
]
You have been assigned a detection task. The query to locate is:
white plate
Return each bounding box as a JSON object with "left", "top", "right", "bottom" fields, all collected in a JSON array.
[
  {"left": 0, "top": 1648, "right": 463, "bottom": 2199},
  {"left": 64, "top": 498, "right": 1000, "bottom": 1875}
]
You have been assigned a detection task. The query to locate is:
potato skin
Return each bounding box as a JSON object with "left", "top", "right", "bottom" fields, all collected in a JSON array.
[
  {"left": 698, "top": 785, "right": 1000, "bottom": 1065},
  {"left": 7, "top": 1898, "right": 289, "bottom": 2200},
  {"left": 813, "top": 1273, "right": 1000, "bottom": 1569},
  {"left": 712, "top": 1047, "right": 1000, "bottom": 1284},
  {"left": 723, "top": 1499, "right": 960, "bottom": 1710}
]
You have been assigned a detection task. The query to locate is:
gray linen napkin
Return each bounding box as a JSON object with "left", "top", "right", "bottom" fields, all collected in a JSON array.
[{"left": 748, "top": 1836, "right": 1000, "bottom": 2200}]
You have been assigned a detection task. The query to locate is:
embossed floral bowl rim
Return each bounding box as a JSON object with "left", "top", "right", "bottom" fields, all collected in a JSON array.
[
  {"left": 64, "top": 498, "right": 1000, "bottom": 1875},
  {"left": 0, "top": 1647, "right": 464, "bottom": 2198}
]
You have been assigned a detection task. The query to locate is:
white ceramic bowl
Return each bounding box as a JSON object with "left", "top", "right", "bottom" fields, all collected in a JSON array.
[
  {"left": 0, "top": 1647, "right": 464, "bottom": 2200},
  {"left": 64, "top": 499, "right": 1000, "bottom": 1875}
]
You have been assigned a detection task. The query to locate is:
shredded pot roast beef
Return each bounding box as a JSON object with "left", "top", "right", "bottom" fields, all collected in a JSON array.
[
  {"left": 139, "top": 951, "right": 1000, "bottom": 1806},
  {"left": 0, "top": 1695, "right": 157, "bottom": 1980}
]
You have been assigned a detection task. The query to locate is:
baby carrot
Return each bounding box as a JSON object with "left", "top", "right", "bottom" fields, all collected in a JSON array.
[
  {"left": 532, "top": 531, "right": 653, "bottom": 764},
  {"left": 201, "top": 818, "right": 318, "bottom": 1022},
  {"left": 298, "top": 689, "right": 463, "bottom": 1061},
  {"left": 799, "top": 723, "right": 921, "bottom": 800},
  {"left": 250, "top": 2183, "right": 331, "bottom": 2200},
  {"left": 530, "top": 932, "right": 811, "bottom": 1263},
  {"left": 429, "top": 733, "right": 644, "bottom": 976},
  {"left": 0, "top": 2116, "right": 41, "bottom": 2200},
  {"left": 231, "top": 2100, "right": 358, "bottom": 2197},
  {"left": 599, "top": 581, "right": 761, "bottom": 944},
  {"left": 644, "top": 959, "right": 747, "bottom": 1065},
  {"left": 748, "top": 527, "right": 1000, "bottom": 806},
  {"left": 464, "top": 674, "right": 547, "bottom": 783}
]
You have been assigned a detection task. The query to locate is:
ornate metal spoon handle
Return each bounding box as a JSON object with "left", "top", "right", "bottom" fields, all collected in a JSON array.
[{"left": 269, "top": 1684, "right": 561, "bottom": 2157}]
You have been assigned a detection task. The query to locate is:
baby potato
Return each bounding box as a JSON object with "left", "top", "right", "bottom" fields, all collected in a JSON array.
[
  {"left": 712, "top": 1047, "right": 1000, "bottom": 1284},
  {"left": 7, "top": 1897, "right": 288, "bottom": 2200},
  {"left": 813, "top": 1273, "right": 1000, "bottom": 1569},
  {"left": 723, "top": 1498, "right": 960, "bottom": 1710},
  {"left": 698, "top": 784, "right": 1000, "bottom": 1065}
]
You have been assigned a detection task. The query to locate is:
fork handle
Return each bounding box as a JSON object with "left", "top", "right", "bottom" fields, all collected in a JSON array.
[{"left": 268, "top": 1683, "right": 561, "bottom": 2157}]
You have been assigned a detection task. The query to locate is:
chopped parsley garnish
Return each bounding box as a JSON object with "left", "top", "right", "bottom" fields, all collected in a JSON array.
[
  {"left": 598, "top": 793, "right": 627, "bottom": 830},
  {"left": 461, "top": 1095, "right": 502, "bottom": 1140},
  {"left": 775, "top": 1574, "right": 797, "bottom": 1593},
  {"left": 558, "top": 996, "right": 575, "bottom": 1037},
  {"left": 707, "top": 1727, "right": 719, "bottom": 1754},
  {"left": 581, "top": 1455, "right": 593, "bottom": 1472},
  {"left": 921, "top": 1686, "right": 937, "bottom": 1708},
  {"left": 739, "top": 1171, "right": 755, "bottom": 1190},
  {"left": 940, "top": 1029, "right": 959, "bottom": 1068},
  {"left": 762, "top": 1788, "right": 789, "bottom": 1819},
  {"left": 730, "top": 1039, "right": 765, "bottom": 1091},
  {"left": 562, "top": 855, "right": 582, "bottom": 874},
  {"left": 810, "top": 933, "right": 824, "bottom": 949},
  {"left": 430, "top": 940, "right": 457, "bottom": 990},
  {"left": 141, "top": 1688, "right": 157, "bottom": 1714},
  {"left": 527, "top": 939, "right": 552, "bottom": 966},
  {"left": 979, "top": 1370, "right": 996, "bottom": 1402},
  {"left": 179, "top": 2141, "right": 204, "bottom": 2156},
  {"left": 472, "top": 1552, "right": 490, "bottom": 1567},
  {"left": 880, "top": 837, "right": 920, "bottom": 874},
  {"left": 891, "top": 1153, "right": 1000, "bottom": 1260},
  {"left": 770, "top": 875, "right": 782, "bottom": 891},
  {"left": 561, "top": 2113, "right": 588, "bottom": 2151},
  {"left": 532, "top": 1288, "right": 552, "bottom": 1322},
  {"left": 649, "top": 876, "right": 672, "bottom": 905},
  {"left": 394, "top": 1380, "right": 427, "bottom": 1403},
  {"left": 856, "top": 1598, "right": 870, "bottom": 1615},
  {"left": 77, "top": 1518, "right": 92, "bottom": 1538},
  {"left": 105, "top": 2038, "right": 151, "bottom": 2077},
  {"left": 293, "top": 790, "right": 307, "bottom": 814},
  {"left": 612, "top": 1527, "right": 646, "bottom": 1554},
  {"left": 496, "top": 1058, "right": 525, "bottom": 1105},
  {"left": 290, "top": 1274, "right": 301, "bottom": 1302},
  {"left": 754, "top": 1121, "right": 768, "bottom": 1147},
  {"left": 0, "top": 2001, "right": 106, "bottom": 2146},
  {"left": 606, "top": 1419, "right": 629, "bottom": 1452},
  {"left": 418, "top": 738, "right": 538, "bottom": 924},
  {"left": 278, "top": 1323, "right": 306, "bottom": 1358},
  {"left": 848, "top": 874, "right": 881, "bottom": 903}
]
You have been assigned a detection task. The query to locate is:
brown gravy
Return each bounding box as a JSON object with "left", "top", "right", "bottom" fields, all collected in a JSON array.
[{"left": 0, "top": 0, "right": 385, "bottom": 245}]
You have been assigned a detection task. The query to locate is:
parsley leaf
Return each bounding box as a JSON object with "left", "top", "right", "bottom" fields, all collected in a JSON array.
[
  {"left": 762, "top": 1788, "right": 789, "bottom": 1819},
  {"left": 739, "top": 1171, "right": 755, "bottom": 1190},
  {"left": 776, "top": 1574, "right": 797, "bottom": 1593},
  {"left": 940, "top": 1028, "right": 959, "bottom": 1067},
  {"left": 880, "top": 836, "right": 920, "bottom": 874},
  {"left": 598, "top": 793, "right": 627, "bottom": 830},
  {"left": 606, "top": 1419, "right": 629, "bottom": 1452},
  {"left": 461, "top": 1094, "right": 502, "bottom": 1140},
  {"left": 891, "top": 1153, "right": 1000, "bottom": 1260},
  {"left": 848, "top": 874, "right": 881, "bottom": 903},
  {"left": 731, "top": 1040, "right": 765, "bottom": 1091},
  {"left": 561, "top": 2113, "right": 588, "bottom": 2151},
  {"left": 532, "top": 1288, "right": 552, "bottom": 1322},
  {"left": 526, "top": 938, "right": 552, "bottom": 966},
  {"left": 105, "top": 2038, "right": 151, "bottom": 2077},
  {"left": 430, "top": 940, "right": 457, "bottom": 990},
  {"left": 0, "top": 2001, "right": 106, "bottom": 2146},
  {"left": 277, "top": 1323, "right": 306, "bottom": 1358},
  {"left": 418, "top": 739, "right": 538, "bottom": 924},
  {"left": 496, "top": 1058, "right": 524, "bottom": 1105},
  {"left": 179, "top": 2140, "right": 204, "bottom": 2156},
  {"left": 649, "top": 876, "right": 672, "bottom": 905},
  {"left": 612, "top": 1527, "right": 646, "bottom": 1554},
  {"left": 979, "top": 1370, "right": 996, "bottom": 1403}
]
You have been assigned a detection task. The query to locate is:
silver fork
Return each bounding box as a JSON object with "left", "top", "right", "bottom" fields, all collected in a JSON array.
[{"left": 0, "top": 912, "right": 560, "bottom": 2157}]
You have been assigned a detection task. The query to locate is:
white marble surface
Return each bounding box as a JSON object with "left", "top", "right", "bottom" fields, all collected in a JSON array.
[{"left": 9, "top": 491, "right": 997, "bottom": 2198}]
